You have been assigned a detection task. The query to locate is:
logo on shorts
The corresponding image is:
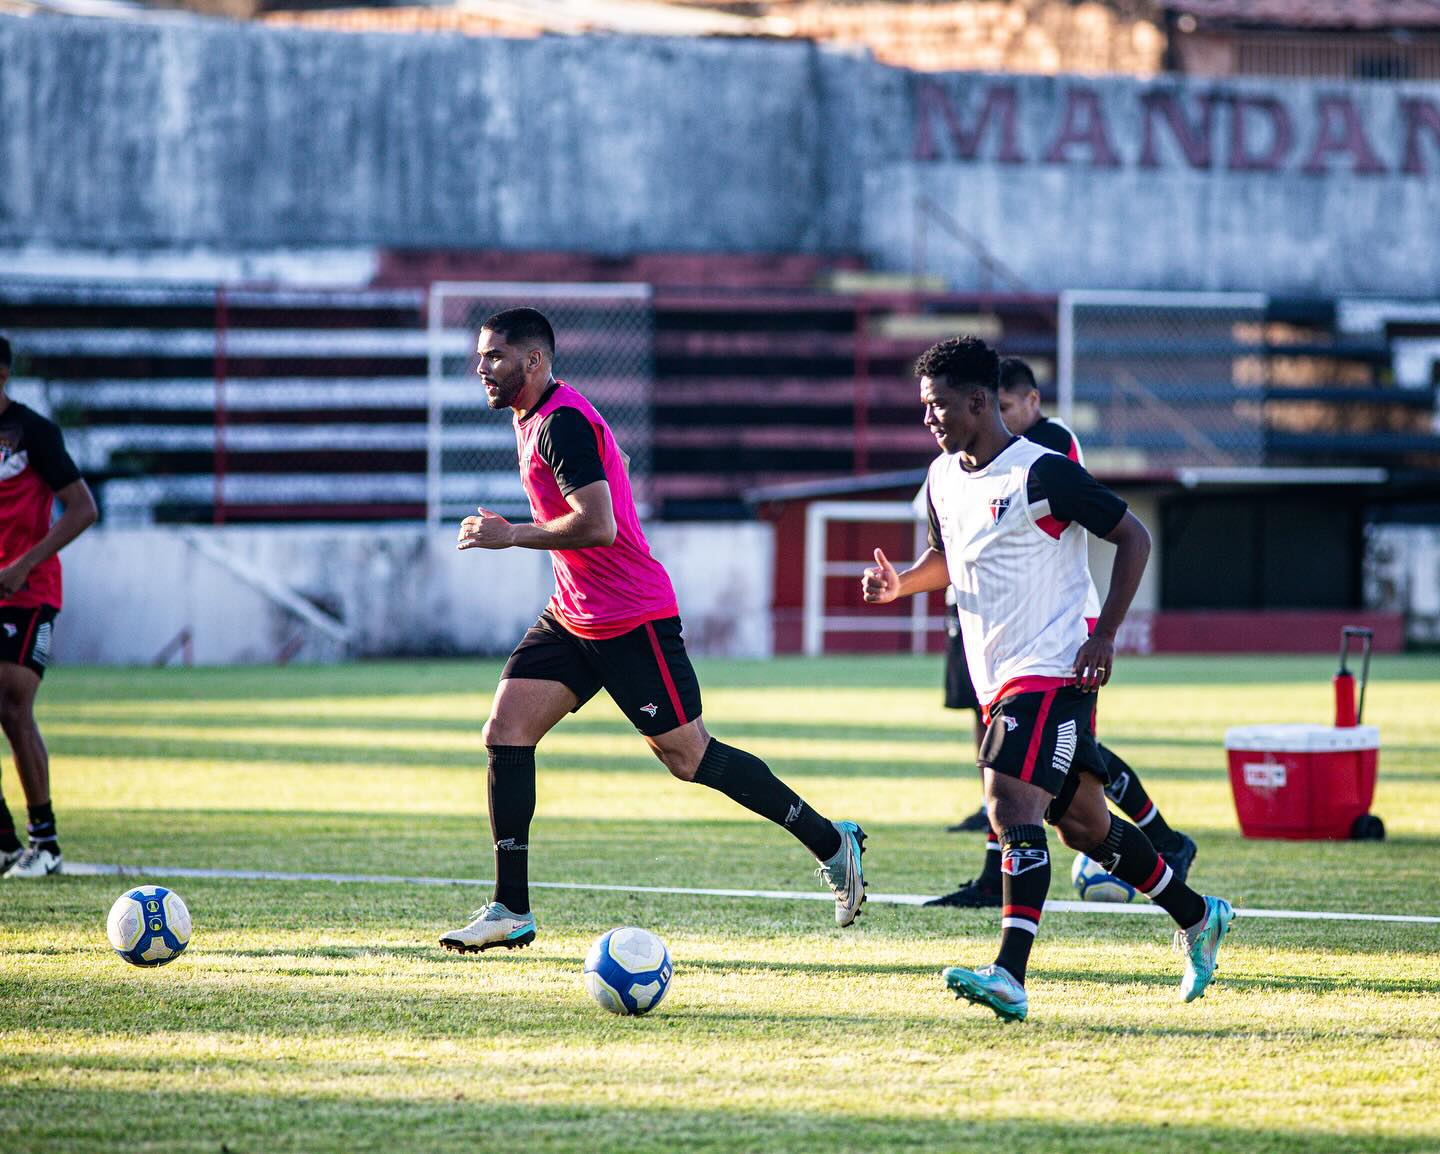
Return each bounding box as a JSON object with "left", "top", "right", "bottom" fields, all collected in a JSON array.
[
  {"left": 989, "top": 496, "right": 1011, "bottom": 523},
  {"left": 640, "top": 703, "right": 659, "bottom": 717},
  {"left": 1, "top": 624, "right": 15, "bottom": 638},
  {"left": 1052, "top": 719, "right": 1077, "bottom": 775},
  {"left": 1003, "top": 716, "right": 1018, "bottom": 732}
]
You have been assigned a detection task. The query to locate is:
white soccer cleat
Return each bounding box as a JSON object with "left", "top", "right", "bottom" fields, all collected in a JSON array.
[
  {"left": 1, "top": 846, "right": 63, "bottom": 879},
  {"left": 815, "top": 820, "right": 867, "bottom": 927},
  {"left": 0, "top": 847, "right": 22, "bottom": 875},
  {"left": 439, "top": 902, "right": 537, "bottom": 953}
]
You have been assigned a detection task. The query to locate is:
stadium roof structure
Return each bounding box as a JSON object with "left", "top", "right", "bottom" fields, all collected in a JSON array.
[
  {"left": 1158, "top": 0, "right": 1440, "bottom": 29},
  {"left": 261, "top": 0, "right": 796, "bottom": 38}
]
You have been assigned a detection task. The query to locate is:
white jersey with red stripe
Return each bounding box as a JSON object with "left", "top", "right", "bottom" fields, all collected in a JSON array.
[{"left": 925, "top": 437, "right": 1093, "bottom": 706}]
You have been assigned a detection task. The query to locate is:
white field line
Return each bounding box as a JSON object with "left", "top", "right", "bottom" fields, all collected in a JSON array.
[{"left": 67, "top": 863, "right": 1440, "bottom": 926}]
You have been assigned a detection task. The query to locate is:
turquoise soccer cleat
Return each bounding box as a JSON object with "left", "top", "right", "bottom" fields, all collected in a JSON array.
[
  {"left": 1177, "top": 895, "right": 1234, "bottom": 1002},
  {"left": 944, "top": 963, "right": 1028, "bottom": 1021}
]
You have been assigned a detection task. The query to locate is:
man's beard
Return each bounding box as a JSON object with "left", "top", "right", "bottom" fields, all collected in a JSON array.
[{"left": 485, "top": 370, "right": 525, "bottom": 410}]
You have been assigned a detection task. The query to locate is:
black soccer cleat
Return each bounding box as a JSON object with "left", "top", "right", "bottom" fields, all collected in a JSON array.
[
  {"left": 923, "top": 877, "right": 1003, "bottom": 908},
  {"left": 946, "top": 807, "right": 991, "bottom": 834},
  {"left": 1159, "top": 832, "right": 1198, "bottom": 887}
]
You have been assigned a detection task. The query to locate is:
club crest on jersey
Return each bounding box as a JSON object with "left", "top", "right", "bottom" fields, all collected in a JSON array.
[{"left": 989, "top": 496, "right": 1011, "bottom": 523}]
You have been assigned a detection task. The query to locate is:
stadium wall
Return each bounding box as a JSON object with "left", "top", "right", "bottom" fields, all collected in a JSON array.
[
  {"left": 52, "top": 524, "right": 772, "bottom": 665},
  {"left": 4, "top": 17, "right": 1440, "bottom": 295}
]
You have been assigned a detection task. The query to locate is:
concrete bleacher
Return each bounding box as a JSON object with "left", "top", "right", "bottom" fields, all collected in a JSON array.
[
  {"left": 1, "top": 284, "right": 432, "bottom": 522},
  {"left": 4, "top": 265, "right": 1437, "bottom": 524}
]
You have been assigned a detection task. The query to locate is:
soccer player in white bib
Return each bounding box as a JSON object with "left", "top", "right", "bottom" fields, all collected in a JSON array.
[
  {"left": 924, "top": 356, "right": 1197, "bottom": 908},
  {"left": 863, "top": 336, "right": 1233, "bottom": 1020}
]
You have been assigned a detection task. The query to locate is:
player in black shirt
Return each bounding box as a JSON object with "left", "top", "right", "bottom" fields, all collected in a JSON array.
[{"left": 925, "top": 357, "right": 1197, "bottom": 908}]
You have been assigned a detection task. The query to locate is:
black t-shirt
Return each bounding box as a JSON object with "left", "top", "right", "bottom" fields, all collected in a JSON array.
[
  {"left": 0, "top": 401, "right": 81, "bottom": 492},
  {"left": 532, "top": 405, "right": 607, "bottom": 497},
  {"left": 1023, "top": 416, "right": 1077, "bottom": 459},
  {"left": 1026, "top": 454, "right": 1126, "bottom": 538}
]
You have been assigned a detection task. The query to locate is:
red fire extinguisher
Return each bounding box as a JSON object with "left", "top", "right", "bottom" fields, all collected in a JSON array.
[{"left": 1334, "top": 626, "right": 1372, "bottom": 728}]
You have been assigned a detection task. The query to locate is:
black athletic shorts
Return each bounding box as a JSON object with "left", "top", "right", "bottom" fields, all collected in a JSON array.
[
  {"left": 978, "top": 685, "right": 1108, "bottom": 819},
  {"left": 943, "top": 603, "right": 980, "bottom": 711},
  {"left": 0, "top": 605, "right": 58, "bottom": 679},
  {"left": 501, "top": 609, "right": 703, "bottom": 737}
]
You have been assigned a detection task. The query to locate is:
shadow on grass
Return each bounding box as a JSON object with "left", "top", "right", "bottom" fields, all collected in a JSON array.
[{"left": 1, "top": 1083, "right": 1436, "bottom": 1154}]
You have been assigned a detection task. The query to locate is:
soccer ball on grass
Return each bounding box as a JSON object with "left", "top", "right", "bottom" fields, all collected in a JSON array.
[
  {"left": 583, "top": 926, "right": 672, "bottom": 1016},
  {"left": 106, "top": 885, "right": 192, "bottom": 967},
  {"left": 1070, "top": 853, "right": 1137, "bottom": 903}
]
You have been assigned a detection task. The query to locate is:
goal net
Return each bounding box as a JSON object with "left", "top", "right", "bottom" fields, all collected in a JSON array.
[{"left": 1058, "top": 290, "right": 1269, "bottom": 474}]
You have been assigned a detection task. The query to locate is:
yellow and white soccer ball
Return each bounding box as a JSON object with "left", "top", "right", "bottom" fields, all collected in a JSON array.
[{"left": 106, "top": 885, "right": 192, "bottom": 967}]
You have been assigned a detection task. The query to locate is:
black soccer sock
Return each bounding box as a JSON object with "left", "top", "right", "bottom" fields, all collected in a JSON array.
[
  {"left": 487, "top": 746, "right": 536, "bottom": 915},
  {"left": 1092, "top": 814, "right": 1205, "bottom": 930},
  {"left": 994, "top": 825, "right": 1049, "bottom": 986},
  {"left": 1101, "top": 746, "right": 1180, "bottom": 852},
  {"left": 694, "top": 740, "right": 842, "bottom": 861},
  {"left": 26, "top": 801, "right": 58, "bottom": 853},
  {"left": 978, "top": 827, "right": 1003, "bottom": 888},
  {"left": 0, "top": 798, "right": 20, "bottom": 852}
]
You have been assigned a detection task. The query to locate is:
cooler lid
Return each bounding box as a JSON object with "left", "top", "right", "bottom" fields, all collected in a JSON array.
[{"left": 1223, "top": 723, "right": 1379, "bottom": 752}]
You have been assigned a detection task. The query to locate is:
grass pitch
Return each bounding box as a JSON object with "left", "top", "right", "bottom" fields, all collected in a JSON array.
[{"left": 3, "top": 654, "right": 1439, "bottom": 1153}]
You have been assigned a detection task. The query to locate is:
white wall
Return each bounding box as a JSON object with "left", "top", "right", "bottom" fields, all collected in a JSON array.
[{"left": 51, "top": 523, "right": 774, "bottom": 666}]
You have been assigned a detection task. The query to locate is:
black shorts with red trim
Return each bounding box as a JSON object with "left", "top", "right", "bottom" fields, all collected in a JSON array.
[
  {"left": 978, "top": 684, "right": 1108, "bottom": 801},
  {"left": 0, "top": 605, "right": 58, "bottom": 679},
  {"left": 501, "top": 609, "right": 702, "bottom": 737}
]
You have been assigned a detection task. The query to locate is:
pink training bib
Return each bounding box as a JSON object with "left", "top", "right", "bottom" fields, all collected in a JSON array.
[{"left": 515, "top": 382, "right": 678, "bottom": 639}]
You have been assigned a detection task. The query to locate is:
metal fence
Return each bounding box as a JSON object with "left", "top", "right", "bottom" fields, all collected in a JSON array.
[{"left": 1057, "top": 290, "right": 1270, "bottom": 474}]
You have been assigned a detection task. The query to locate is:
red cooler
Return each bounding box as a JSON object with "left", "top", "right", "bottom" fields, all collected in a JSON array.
[
  {"left": 1224, "top": 723, "right": 1380, "bottom": 840},
  {"left": 1224, "top": 626, "right": 1385, "bottom": 841}
]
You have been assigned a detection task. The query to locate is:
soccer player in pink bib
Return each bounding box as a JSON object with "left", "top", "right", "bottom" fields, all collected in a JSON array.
[
  {"left": 863, "top": 335, "right": 1232, "bottom": 1019},
  {"left": 439, "top": 308, "right": 865, "bottom": 953}
]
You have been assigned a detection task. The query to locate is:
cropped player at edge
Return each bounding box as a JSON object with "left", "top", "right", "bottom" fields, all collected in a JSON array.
[
  {"left": 862, "top": 335, "right": 1233, "bottom": 1020},
  {"left": 0, "top": 335, "right": 99, "bottom": 880},
  {"left": 439, "top": 308, "right": 866, "bottom": 954}
]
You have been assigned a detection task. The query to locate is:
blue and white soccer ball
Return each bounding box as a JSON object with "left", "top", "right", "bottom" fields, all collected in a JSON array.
[
  {"left": 583, "top": 926, "right": 672, "bottom": 1016},
  {"left": 1070, "top": 853, "right": 1137, "bottom": 903},
  {"left": 106, "top": 885, "right": 192, "bottom": 967}
]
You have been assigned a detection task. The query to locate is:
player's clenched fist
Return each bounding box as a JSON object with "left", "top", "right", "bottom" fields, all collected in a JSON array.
[
  {"left": 457, "top": 506, "right": 516, "bottom": 550},
  {"left": 861, "top": 547, "right": 900, "bottom": 604}
]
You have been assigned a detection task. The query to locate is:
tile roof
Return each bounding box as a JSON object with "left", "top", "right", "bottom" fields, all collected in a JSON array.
[{"left": 1161, "top": 0, "right": 1440, "bottom": 29}]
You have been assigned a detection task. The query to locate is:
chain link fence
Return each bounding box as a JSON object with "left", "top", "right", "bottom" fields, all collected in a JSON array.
[
  {"left": 425, "top": 282, "right": 655, "bottom": 525},
  {"left": 1057, "top": 290, "right": 1269, "bottom": 474},
  {"left": 0, "top": 281, "right": 430, "bottom": 524}
]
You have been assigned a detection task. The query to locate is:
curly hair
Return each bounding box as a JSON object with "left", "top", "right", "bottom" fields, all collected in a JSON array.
[{"left": 913, "top": 335, "right": 999, "bottom": 392}]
